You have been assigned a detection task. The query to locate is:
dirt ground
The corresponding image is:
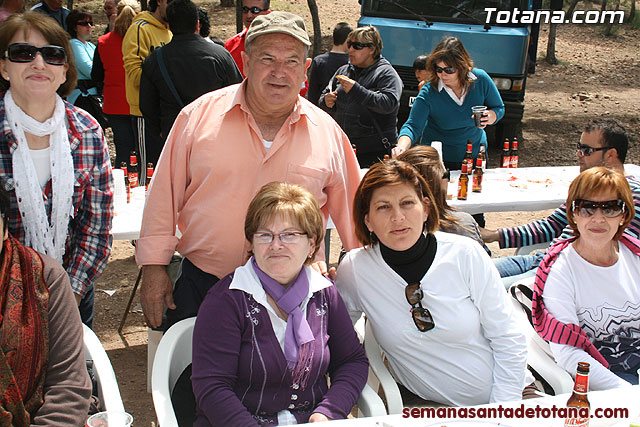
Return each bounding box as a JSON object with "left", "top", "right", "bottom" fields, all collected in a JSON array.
[{"left": 91, "top": 2, "right": 640, "bottom": 425}]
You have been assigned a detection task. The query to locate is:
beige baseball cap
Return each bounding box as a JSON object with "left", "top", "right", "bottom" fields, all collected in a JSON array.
[{"left": 245, "top": 11, "right": 311, "bottom": 47}]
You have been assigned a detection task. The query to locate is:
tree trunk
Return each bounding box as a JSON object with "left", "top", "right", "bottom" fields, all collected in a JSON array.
[
  {"left": 601, "top": 0, "right": 608, "bottom": 11},
  {"left": 235, "top": 0, "right": 243, "bottom": 34},
  {"left": 140, "top": 0, "right": 147, "bottom": 10},
  {"left": 307, "top": 0, "right": 322, "bottom": 57},
  {"left": 630, "top": 0, "right": 636, "bottom": 22},
  {"left": 546, "top": 23, "right": 558, "bottom": 64},
  {"left": 220, "top": 0, "right": 234, "bottom": 5},
  {"left": 566, "top": 0, "right": 580, "bottom": 16},
  {"left": 604, "top": 0, "right": 619, "bottom": 35},
  {"left": 67, "top": 0, "right": 73, "bottom": 9}
]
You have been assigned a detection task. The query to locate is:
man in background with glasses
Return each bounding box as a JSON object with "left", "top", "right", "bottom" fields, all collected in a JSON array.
[
  {"left": 481, "top": 118, "right": 640, "bottom": 286},
  {"left": 224, "top": 0, "right": 270, "bottom": 76}
]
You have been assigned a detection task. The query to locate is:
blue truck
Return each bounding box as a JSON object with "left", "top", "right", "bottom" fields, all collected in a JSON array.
[{"left": 358, "top": 0, "right": 541, "bottom": 144}]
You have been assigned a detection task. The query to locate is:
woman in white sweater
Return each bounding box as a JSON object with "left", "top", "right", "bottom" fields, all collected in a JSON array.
[{"left": 334, "top": 159, "right": 527, "bottom": 406}]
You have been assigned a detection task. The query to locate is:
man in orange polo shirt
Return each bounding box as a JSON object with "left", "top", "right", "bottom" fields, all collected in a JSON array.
[
  {"left": 136, "top": 11, "right": 361, "bottom": 330},
  {"left": 224, "top": 0, "right": 269, "bottom": 76}
]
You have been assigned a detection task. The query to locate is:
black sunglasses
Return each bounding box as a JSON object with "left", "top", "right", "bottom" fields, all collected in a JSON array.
[
  {"left": 5, "top": 43, "right": 67, "bottom": 66},
  {"left": 405, "top": 283, "right": 435, "bottom": 332},
  {"left": 242, "top": 5, "right": 267, "bottom": 13},
  {"left": 576, "top": 142, "right": 611, "bottom": 157},
  {"left": 572, "top": 199, "right": 625, "bottom": 218},
  {"left": 77, "top": 20, "right": 94, "bottom": 26},
  {"left": 347, "top": 41, "right": 372, "bottom": 50},
  {"left": 435, "top": 65, "right": 456, "bottom": 74}
]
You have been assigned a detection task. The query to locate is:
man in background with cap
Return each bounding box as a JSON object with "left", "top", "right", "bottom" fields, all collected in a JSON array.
[{"left": 136, "top": 11, "right": 361, "bottom": 330}]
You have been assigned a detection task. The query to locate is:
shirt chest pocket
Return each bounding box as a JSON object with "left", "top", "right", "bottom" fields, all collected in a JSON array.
[
  {"left": 72, "top": 169, "right": 92, "bottom": 216},
  {"left": 284, "top": 164, "right": 328, "bottom": 203}
]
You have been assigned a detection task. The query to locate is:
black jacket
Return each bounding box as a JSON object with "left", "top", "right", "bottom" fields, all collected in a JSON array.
[
  {"left": 140, "top": 34, "right": 242, "bottom": 157},
  {"left": 319, "top": 57, "right": 402, "bottom": 154}
]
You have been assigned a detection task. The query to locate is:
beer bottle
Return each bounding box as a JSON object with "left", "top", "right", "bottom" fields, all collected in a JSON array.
[
  {"left": 352, "top": 144, "right": 357, "bottom": 155},
  {"left": 457, "top": 163, "right": 469, "bottom": 200},
  {"left": 128, "top": 151, "right": 139, "bottom": 188},
  {"left": 501, "top": 138, "right": 511, "bottom": 168},
  {"left": 510, "top": 137, "right": 519, "bottom": 168},
  {"left": 121, "top": 162, "right": 130, "bottom": 204},
  {"left": 472, "top": 158, "right": 483, "bottom": 193},
  {"left": 478, "top": 144, "right": 487, "bottom": 171},
  {"left": 565, "top": 362, "right": 590, "bottom": 427},
  {"left": 463, "top": 140, "right": 473, "bottom": 170},
  {"left": 145, "top": 163, "right": 154, "bottom": 192}
]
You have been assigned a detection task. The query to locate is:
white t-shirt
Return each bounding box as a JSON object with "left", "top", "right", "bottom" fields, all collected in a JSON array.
[
  {"left": 29, "top": 146, "right": 51, "bottom": 189},
  {"left": 335, "top": 231, "right": 527, "bottom": 406},
  {"left": 543, "top": 243, "right": 640, "bottom": 390}
]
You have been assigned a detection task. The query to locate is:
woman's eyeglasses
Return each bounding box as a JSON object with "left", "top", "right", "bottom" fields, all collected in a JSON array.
[
  {"left": 253, "top": 231, "right": 307, "bottom": 245},
  {"left": 347, "top": 41, "right": 372, "bottom": 50},
  {"left": 242, "top": 5, "right": 267, "bottom": 13},
  {"left": 572, "top": 199, "right": 625, "bottom": 218},
  {"left": 405, "top": 283, "right": 435, "bottom": 332},
  {"left": 435, "top": 66, "right": 456, "bottom": 74},
  {"left": 77, "top": 20, "right": 94, "bottom": 26},
  {"left": 576, "top": 142, "right": 610, "bottom": 157},
  {"left": 4, "top": 43, "right": 67, "bottom": 66}
]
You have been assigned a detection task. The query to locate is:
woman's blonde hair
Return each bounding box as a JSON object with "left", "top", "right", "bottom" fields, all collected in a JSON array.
[
  {"left": 566, "top": 167, "right": 635, "bottom": 240},
  {"left": 115, "top": 0, "right": 140, "bottom": 37},
  {"left": 244, "top": 182, "right": 324, "bottom": 264}
]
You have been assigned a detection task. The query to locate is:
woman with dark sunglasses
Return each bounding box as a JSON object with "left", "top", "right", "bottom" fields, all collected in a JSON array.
[
  {"left": 393, "top": 37, "right": 504, "bottom": 172},
  {"left": 319, "top": 25, "right": 402, "bottom": 167},
  {"left": 533, "top": 167, "right": 640, "bottom": 389},
  {"left": 0, "top": 12, "right": 113, "bottom": 329},
  {"left": 334, "top": 159, "right": 527, "bottom": 406}
]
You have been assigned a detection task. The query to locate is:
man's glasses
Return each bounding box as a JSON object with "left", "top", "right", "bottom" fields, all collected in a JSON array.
[
  {"left": 435, "top": 66, "right": 456, "bottom": 74},
  {"left": 347, "top": 41, "right": 372, "bottom": 50},
  {"left": 405, "top": 283, "right": 435, "bottom": 332},
  {"left": 77, "top": 20, "right": 94, "bottom": 26},
  {"left": 253, "top": 231, "right": 307, "bottom": 245},
  {"left": 242, "top": 6, "right": 267, "bottom": 14},
  {"left": 572, "top": 199, "right": 625, "bottom": 218},
  {"left": 5, "top": 43, "right": 67, "bottom": 66},
  {"left": 576, "top": 142, "right": 611, "bottom": 157}
]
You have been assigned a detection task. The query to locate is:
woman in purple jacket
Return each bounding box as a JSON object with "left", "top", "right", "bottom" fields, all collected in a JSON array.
[{"left": 192, "top": 182, "right": 368, "bottom": 426}]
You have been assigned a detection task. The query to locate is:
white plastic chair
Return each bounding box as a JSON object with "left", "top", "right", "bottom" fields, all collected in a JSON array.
[
  {"left": 83, "top": 324, "right": 125, "bottom": 412},
  {"left": 152, "top": 317, "right": 385, "bottom": 427},
  {"left": 508, "top": 279, "right": 574, "bottom": 395}
]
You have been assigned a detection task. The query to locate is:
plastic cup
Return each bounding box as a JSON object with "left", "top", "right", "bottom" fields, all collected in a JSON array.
[
  {"left": 86, "top": 411, "right": 133, "bottom": 427},
  {"left": 471, "top": 105, "right": 487, "bottom": 128}
]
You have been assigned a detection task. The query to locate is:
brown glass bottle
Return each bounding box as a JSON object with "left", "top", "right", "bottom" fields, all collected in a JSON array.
[
  {"left": 501, "top": 138, "right": 511, "bottom": 168},
  {"left": 121, "top": 162, "right": 130, "bottom": 204},
  {"left": 564, "top": 362, "right": 590, "bottom": 427},
  {"left": 145, "top": 163, "right": 154, "bottom": 192},
  {"left": 477, "top": 144, "right": 487, "bottom": 170},
  {"left": 128, "top": 151, "right": 139, "bottom": 188},
  {"left": 472, "top": 158, "right": 483, "bottom": 193},
  {"left": 457, "top": 163, "right": 469, "bottom": 200},
  {"left": 463, "top": 140, "right": 473, "bottom": 170},
  {"left": 510, "top": 137, "right": 519, "bottom": 168}
]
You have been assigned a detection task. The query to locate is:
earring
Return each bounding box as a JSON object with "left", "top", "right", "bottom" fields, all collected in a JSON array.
[{"left": 620, "top": 221, "right": 624, "bottom": 227}]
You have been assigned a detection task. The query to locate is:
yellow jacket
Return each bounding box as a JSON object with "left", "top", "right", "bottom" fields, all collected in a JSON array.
[{"left": 122, "top": 11, "right": 172, "bottom": 116}]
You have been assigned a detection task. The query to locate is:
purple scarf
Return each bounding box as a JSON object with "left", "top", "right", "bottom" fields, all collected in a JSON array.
[{"left": 251, "top": 258, "right": 315, "bottom": 385}]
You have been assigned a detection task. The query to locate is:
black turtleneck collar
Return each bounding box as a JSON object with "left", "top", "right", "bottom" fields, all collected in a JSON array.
[{"left": 379, "top": 233, "right": 437, "bottom": 284}]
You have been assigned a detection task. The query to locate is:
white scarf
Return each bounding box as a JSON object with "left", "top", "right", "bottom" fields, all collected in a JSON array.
[{"left": 5, "top": 90, "right": 74, "bottom": 263}]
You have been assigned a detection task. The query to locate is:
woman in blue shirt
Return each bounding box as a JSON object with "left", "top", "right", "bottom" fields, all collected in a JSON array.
[
  {"left": 393, "top": 37, "right": 504, "bottom": 170},
  {"left": 65, "top": 10, "right": 99, "bottom": 111}
]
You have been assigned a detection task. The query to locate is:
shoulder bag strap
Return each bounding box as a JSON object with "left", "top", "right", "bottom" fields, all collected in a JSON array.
[{"left": 156, "top": 46, "right": 184, "bottom": 108}]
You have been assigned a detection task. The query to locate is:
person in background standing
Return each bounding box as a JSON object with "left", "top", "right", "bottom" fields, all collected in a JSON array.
[
  {"left": 92, "top": 0, "right": 140, "bottom": 168},
  {"left": 66, "top": 10, "right": 98, "bottom": 109},
  {"left": 224, "top": 0, "right": 269, "bottom": 76},
  {"left": 103, "top": 0, "right": 117, "bottom": 33},
  {"left": 0, "top": 0, "right": 24, "bottom": 26},
  {"left": 122, "top": 0, "right": 171, "bottom": 181},
  {"left": 306, "top": 21, "right": 351, "bottom": 106},
  {"left": 413, "top": 54, "right": 428, "bottom": 91},
  {"left": 30, "top": 0, "right": 68, "bottom": 30},
  {"left": 140, "top": 0, "right": 242, "bottom": 148},
  {"left": 393, "top": 37, "right": 504, "bottom": 171}
]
